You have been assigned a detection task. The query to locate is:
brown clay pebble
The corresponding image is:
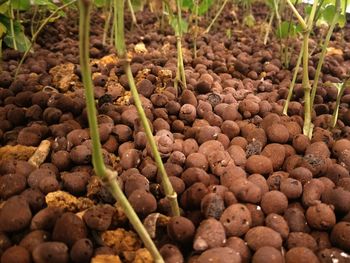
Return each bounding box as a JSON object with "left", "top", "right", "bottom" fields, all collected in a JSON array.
[
  {"left": 0, "top": 246, "right": 31, "bottom": 263},
  {"left": 31, "top": 207, "right": 64, "bottom": 231},
  {"left": 261, "top": 191, "right": 288, "bottom": 215},
  {"left": 83, "top": 205, "right": 115, "bottom": 231},
  {"left": 285, "top": 247, "right": 319, "bottom": 263},
  {"left": 128, "top": 189, "right": 157, "bottom": 216},
  {"left": 52, "top": 212, "right": 87, "bottom": 247},
  {"left": 265, "top": 213, "right": 289, "bottom": 239},
  {"left": 167, "top": 216, "right": 195, "bottom": 243},
  {"left": 197, "top": 247, "right": 241, "bottom": 263},
  {"left": 266, "top": 123, "right": 289, "bottom": 143},
  {"left": 244, "top": 226, "right": 282, "bottom": 251},
  {"left": 330, "top": 222, "right": 350, "bottom": 252},
  {"left": 201, "top": 193, "right": 225, "bottom": 219},
  {"left": 0, "top": 173, "right": 27, "bottom": 199},
  {"left": 306, "top": 203, "right": 336, "bottom": 230},
  {"left": 287, "top": 232, "right": 318, "bottom": 251},
  {"left": 70, "top": 238, "right": 93, "bottom": 263},
  {"left": 225, "top": 237, "right": 251, "bottom": 263},
  {"left": 193, "top": 218, "right": 226, "bottom": 251},
  {"left": 19, "top": 230, "right": 50, "bottom": 253},
  {"left": 252, "top": 246, "right": 283, "bottom": 263},
  {"left": 32, "top": 242, "right": 69, "bottom": 263},
  {"left": 280, "top": 178, "right": 303, "bottom": 199},
  {"left": 220, "top": 204, "right": 252, "bottom": 237},
  {"left": 159, "top": 244, "right": 184, "bottom": 263},
  {"left": 0, "top": 196, "right": 32, "bottom": 232},
  {"left": 246, "top": 155, "right": 273, "bottom": 175}
]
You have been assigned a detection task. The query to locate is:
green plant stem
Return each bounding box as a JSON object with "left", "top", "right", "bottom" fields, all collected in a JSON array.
[
  {"left": 175, "top": 0, "right": 187, "bottom": 90},
  {"left": 14, "top": 0, "right": 77, "bottom": 78},
  {"left": 9, "top": 3, "right": 17, "bottom": 50},
  {"left": 31, "top": 5, "right": 38, "bottom": 37},
  {"left": 102, "top": 0, "right": 113, "bottom": 45},
  {"left": 193, "top": 0, "right": 199, "bottom": 58},
  {"left": 204, "top": 0, "right": 228, "bottom": 33},
  {"left": 115, "top": 0, "right": 180, "bottom": 219},
  {"left": 264, "top": 12, "right": 274, "bottom": 45},
  {"left": 310, "top": 0, "right": 340, "bottom": 107},
  {"left": 286, "top": 0, "right": 307, "bottom": 30},
  {"left": 331, "top": 81, "right": 348, "bottom": 128},
  {"left": 282, "top": 41, "right": 303, "bottom": 115},
  {"left": 126, "top": 0, "right": 137, "bottom": 26},
  {"left": 80, "top": 1, "right": 164, "bottom": 262}
]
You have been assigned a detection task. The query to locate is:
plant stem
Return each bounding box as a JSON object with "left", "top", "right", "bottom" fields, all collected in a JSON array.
[
  {"left": 264, "top": 12, "right": 274, "bottom": 45},
  {"left": 102, "top": 0, "right": 113, "bottom": 46},
  {"left": 331, "top": 81, "right": 348, "bottom": 128},
  {"left": 310, "top": 0, "right": 340, "bottom": 107},
  {"left": 282, "top": 41, "right": 303, "bottom": 115},
  {"left": 193, "top": 0, "right": 199, "bottom": 58},
  {"left": 14, "top": 0, "right": 77, "bottom": 79},
  {"left": 127, "top": 0, "right": 137, "bottom": 26},
  {"left": 175, "top": 0, "right": 187, "bottom": 90},
  {"left": 285, "top": 0, "right": 307, "bottom": 30},
  {"left": 79, "top": 1, "right": 164, "bottom": 262},
  {"left": 9, "top": 3, "right": 18, "bottom": 50},
  {"left": 115, "top": 0, "right": 180, "bottom": 219},
  {"left": 204, "top": 0, "right": 228, "bottom": 34}
]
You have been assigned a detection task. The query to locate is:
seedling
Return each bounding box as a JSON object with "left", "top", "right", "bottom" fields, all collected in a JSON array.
[
  {"left": 234, "top": 0, "right": 256, "bottom": 27},
  {"left": 78, "top": 1, "right": 165, "bottom": 262},
  {"left": 283, "top": 0, "right": 347, "bottom": 138},
  {"left": 330, "top": 78, "right": 350, "bottom": 128},
  {"left": 163, "top": 0, "right": 187, "bottom": 91}
]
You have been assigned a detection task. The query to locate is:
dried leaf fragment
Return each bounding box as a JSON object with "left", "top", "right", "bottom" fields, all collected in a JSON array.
[
  {"left": 45, "top": 190, "right": 94, "bottom": 212},
  {"left": 0, "top": 145, "right": 36, "bottom": 160},
  {"left": 91, "top": 255, "right": 122, "bottom": 263},
  {"left": 100, "top": 228, "right": 142, "bottom": 253}
]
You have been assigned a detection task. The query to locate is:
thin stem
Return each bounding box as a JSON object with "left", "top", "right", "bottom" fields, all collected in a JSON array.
[
  {"left": 193, "top": 0, "right": 199, "bottom": 58},
  {"left": 282, "top": 41, "right": 304, "bottom": 115},
  {"left": 102, "top": 0, "right": 113, "bottom": 45},
  {"left": 331, "top": 81, "right": 348, "bottom": 128},
  {"left": 285, "top": 0, "right": 307, "bottom": 30},
  {"left": 264, "top": 12, "right": 274, "bottom": 45},
  {"left": 115, "top": 0, "right": 180, "bottom": 219},
  {"left": 127, "top": 0, "right": 137, "bottom": 26},
  {"left": 9, "top": 3, "right": 18, "bottom": 50},
  {"left": 310, "top": 0, "right": 340, "bottom": 107},
  {"left": 15, "top": 0, "right": 77, "bottom": 79},
  {"left": 80, "top": 1, "right": 164, "bottom": 262},
  {"left": 31, "top": 5, "right": 38, "bottom": 37},
  {"left": 302, "top": 33, "right": 312, "bottom": 138},
  {"left": 204, "top": 0, "right": 228, "bottom": 34},
  {"left": 175, "top": 0, "right": 187, "bottom": 90}
]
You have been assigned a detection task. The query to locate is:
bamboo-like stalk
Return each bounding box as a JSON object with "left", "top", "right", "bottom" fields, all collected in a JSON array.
[
  {"left": 193, "top": 0, "right": 199, "bottom": 58},
  {"left": 9, "top": 3, "right": 18, "bottom": 50},
  {"left": 126, "top": 0, "right": 137, "bottom": 26},
  {"left": 79, "top": 1, "right": 164, "bottom": 262},
  {"left": 114, "top": 0, "right": 180, "bottom": 220},
  {"left": 204, "top": 0, "right": 228, "bottom": 34},
  {"left": 310, "top": 0, "right": 340, "bottom": 107},
  {"left": 15, "top": 0, "right": 77, "bottom": 79},
  {"left": 286, "top": 0, "right": 319, "bottom": 138},
  {"left": 264, "top": 12, "right": 274, "bottom": 45},
  {"left": 175, "top": 0, "right": 187, "bottom": 90},
  {"left": 102, "top": 0, "right": 113, "bottom": 45},
  {"left": 282, "top": 42, "right": 303, "bottom": 115},
  {"left": 331, "top": 80, "right": 348, "bottom": 128}
]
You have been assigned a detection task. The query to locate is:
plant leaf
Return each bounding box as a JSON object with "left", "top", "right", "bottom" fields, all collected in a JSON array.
[
  {"left": 198, "top": 0, "right": 214, "bottom": 15},
  {"left": 94, "top": 0, "right": 106, "bottom": 8},
  {"left": 276, "top": 21, "right": 298, "bottom": 39},
  {"left": 0, "top": 21, "right": 6, "bottom": 38},
  {"left": 3, "top": 20, "right": 30, "bottom": 52},
  {"left": 320, "top": 4, "right": 337, "bottom": 25},
  {"left": 11, "top": 0, "right": 30, "bottom": 10},
  {"left": 0, "top": 1, "right": 9, "bottom": 14}
]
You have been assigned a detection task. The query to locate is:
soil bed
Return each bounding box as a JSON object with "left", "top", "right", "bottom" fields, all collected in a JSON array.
[{"left": 1, "top": 2, "right": 350, "bottom": 263}]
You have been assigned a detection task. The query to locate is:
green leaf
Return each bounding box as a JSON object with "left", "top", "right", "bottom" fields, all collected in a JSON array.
[
  {"left": 170, "top": 17, "right": 188, "bottom": 33},
  {"left": 0, "top": 1, "right": 9, "bottom": 14},
  {"left": 276, "top": 21, "right": 298, "bottom": 39},
  {"left": 0, "top": 21, "right": 6, "bottom": 38},
  {"left": 243, "top": 14, "right": 255, "bottom": 27},
  {"left": 1, "top": 19, "right": 30, "bottom": 52},
  {"left": 198, "top": 0, "right": 214, "bottom": 15},
  {"left": 338, "top": 13, "right": 346, "bottom": 27},
  {"left": 32, "top": 0, "right": 59, "bottom": 11},
  {"left": 11, "top": 0, "right": 30, "bottom": 10},
  {"left": 321, "top": 4, "right": 337, "bottom": 25},
  {"left": 94, "top": 0, "right": 106, "bottom": 8},
  {"left": 182, "top": 0, "right": 193, "bottom": 9}
]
